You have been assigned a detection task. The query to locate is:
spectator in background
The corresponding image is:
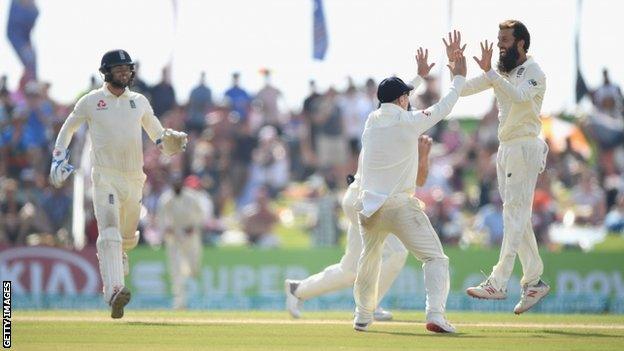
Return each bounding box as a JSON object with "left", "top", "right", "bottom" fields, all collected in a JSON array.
[
  {"left": 415, "top": 75, "right": 442, "bottom": 140},
  {"left": 308, "top": 174, "right": 339, "bottom": 247},
  {"left": 593, "top": 68, "right": 623, "bottom": 116},
  {"left": 40, "top": 182, "right": 71, "bottom": 234},
  {"left": 532, "top": 173, "right": 556, "bottom": 244},
  {"left": 571, "top": 169, "right": 606, "bottom": 226},
  {"left": 474, "top": 189, "right": 504, "bottom": 246},
  {"left": 230, "top": 120, "right": 258, "bottom": 200},
  {"left": 151, "top": 66, "right": 177, "bottom": 118},
  {"left": 363, "top": 78, "right": 378, "bottom": 108},
  {"left": 605, "top": 191, "right": 624, "bottom": 234},
  {"left": 427, "top": 194, "right": 464, "bottom": 245},
  {"left": 239, "top": 125, "right": 289, "bottom": 208},
  {"left": 301, "top": 80, "right": 322, "bottom": 171},
  {"left": 1, "top": 107, "right": 30, "bottom": 179},
  {"left": 313, "top": 87, "right": 347, "bottom": 185},
  {"left": 187, "top": 72, "right": 213, "bottom": 133},
  {"left": 240, "top": 186, "right": 280, "bottom": 248},
  {"left": 0, "top": 178, "right": 40, "bottom": 245},
  {"left": 131, "top": 62, "right": 151, "bottom": 100},
  {"left": 14, "top": 81, "right": 51, "bottom": 174},
  {"left": 255, "top": 69, "right": 284, "bottom": 128},
  {"left": 224, "top": 72, "right": 252, "bottom": 122},
  {"left": 339, "top": 78, "right": 368, "bottom": 171}
]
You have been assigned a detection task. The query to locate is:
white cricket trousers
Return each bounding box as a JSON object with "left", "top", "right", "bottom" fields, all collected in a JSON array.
[
  {"left": 295, "top": 186, "right": 408, "bottom": 301},
  {"left": 354, "top": 193, "right": 449, "bottom": 322},
  {"left": 490, "top": 137, "right": 548, "bottom": 289},
  {"left": 165, "top": 231, "right": 202, "bottom": 309},
  {"left": 92, "top": 167, "right": 145, "bottom": 302}
]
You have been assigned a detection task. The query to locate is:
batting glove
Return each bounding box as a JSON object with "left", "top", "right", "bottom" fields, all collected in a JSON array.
[{"left": 49, "top": 148, "right": 74, "bottom": 188}]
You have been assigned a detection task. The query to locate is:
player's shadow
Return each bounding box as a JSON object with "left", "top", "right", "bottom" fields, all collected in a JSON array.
[
  {"left": 126, "top": 321, "right": 187, "bottom": 327},
  {"left": 542, "top": 330, "right": 621, "bottom": 338},
  {"left": 366, "top": 330, "right": 477, "bottom": 338}
]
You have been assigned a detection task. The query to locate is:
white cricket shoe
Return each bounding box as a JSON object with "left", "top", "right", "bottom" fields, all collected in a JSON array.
[
  {"left": 122, "top": 252, "right": 129, "bottom": 276},
  {"left": 353, "top": 320, "right": 372, "bottom": 332},
  {"left": 425, "top": 315, "right": 457, "bottom": 334},
  {"left": 373, "top": 306, "right": 393, "bottom": 321},
  {"left": 284, "top": 279, "right": 302, "bottom": 318},
  {"left": 353, "top": 312, "right": 373, "bottom": 332},
  {"left": 466, "top": 278, "right": 507, "bottom": 300},
  {"left": 110, "top": 286, "right": 131, "bottom": 319},
  {"left": 513, "top": 280, "right": 550, "bottom": 314}
]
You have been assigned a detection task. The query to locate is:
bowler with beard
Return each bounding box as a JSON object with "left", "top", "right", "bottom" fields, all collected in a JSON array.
[
  {"left": 49, "top": 50, "right": 188, "bottom": 318},
  {"left": 450, "top": 21, "right": 550, "bottom": 313}
]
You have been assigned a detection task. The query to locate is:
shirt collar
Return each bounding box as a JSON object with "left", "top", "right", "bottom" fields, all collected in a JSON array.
[
  {"left": 379, "top": 102, "right": 406, "bottom": 114},
  {"left": 101, "top": 83, "right": 131, "bottom": 98},
  {"left": 511, "top": 56, "right": 534, "bottom": 75}
]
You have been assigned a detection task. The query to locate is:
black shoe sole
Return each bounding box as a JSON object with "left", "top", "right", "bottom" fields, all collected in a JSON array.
[{"left": 111, "top": 287, "right": 131, "bottom": 319}]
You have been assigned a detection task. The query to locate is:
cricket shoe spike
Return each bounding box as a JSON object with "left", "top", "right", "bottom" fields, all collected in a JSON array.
[
  {"left": 110, "top": 286, "right": 131, "bottom": 319},
  {"left": 513, "top": 280, "right": 550, "bottom": 314},
  {"left": 373, "top": 306, "right": 393, "bottom": 321},
  {"left": 284, "top": 279, "right": 302, "bottom": 319}
]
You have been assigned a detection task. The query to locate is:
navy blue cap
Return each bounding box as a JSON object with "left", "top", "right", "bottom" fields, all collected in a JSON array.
[{"left": 377, "top": 77, "right": 414, "bottom": 104}]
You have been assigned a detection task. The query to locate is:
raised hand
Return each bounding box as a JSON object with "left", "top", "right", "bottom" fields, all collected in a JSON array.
[
  {"left": 416, "top": 47, "right": 435, "bottom": 78},
  {"left": 442, "top": 30, "right": 466, "bottom": 62},
  {"left": 447, "top": 49, "right": 467, "bottom": 77},
  {"left": 473, "top": 40, "right": 494, "bottom": 72}
]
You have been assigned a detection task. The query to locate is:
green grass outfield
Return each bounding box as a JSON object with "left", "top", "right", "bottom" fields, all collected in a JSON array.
[{"left": 15, "top": 310, "right": 624, "bottom": 350}]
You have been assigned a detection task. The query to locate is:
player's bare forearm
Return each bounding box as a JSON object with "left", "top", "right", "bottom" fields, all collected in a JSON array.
[
  {"left": 416, "top": 162, "right": 429, "bottom": 187},
  {"left": 416, "top": 135, "right": 433, "bottom": 187}
]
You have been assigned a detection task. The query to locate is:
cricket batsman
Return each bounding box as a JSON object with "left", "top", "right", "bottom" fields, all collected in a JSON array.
[
  {"left": 285, "top": 134, "right": 433, "bottom": 321},
  {"left": 156, "top": 175, "right": 207, "bottom": 309},
  {"left": 455, "top": 21, "right": 550, "bottom": 313},
  {"left": 49, "top": 49, "right": 188, "bottom": 318}
]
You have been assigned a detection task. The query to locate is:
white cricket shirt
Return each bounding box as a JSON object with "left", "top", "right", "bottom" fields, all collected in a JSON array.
[
  {"left": 55, "top": 84, "right": 164, "bottom": 174},
  {"left": 460, "top": 57, "right": 546, "bottom": 142},
  {"left": 156, "top": 188, "right": 207, "bottom": 233},
  {"left": 358, "top": 75, "right": 465, "bottom": 217}
]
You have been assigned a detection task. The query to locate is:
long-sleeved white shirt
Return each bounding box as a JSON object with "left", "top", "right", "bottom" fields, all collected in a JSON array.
[
  {"left": 358, "top": 75, "right": 465, "bottom": 217},
  {"left": 352, "top": 75, "right": 424, "bottom": 184},
  {"left": 54, "top": 84, "right": 164, "bottom": 174},
  {"left": 461, "top": 57, "right": 546, "bottom": 142}
]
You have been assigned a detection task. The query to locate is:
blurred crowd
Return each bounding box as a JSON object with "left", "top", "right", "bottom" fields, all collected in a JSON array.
[{"left": 1, "top": 66, "right": 623, "bottom": 250}]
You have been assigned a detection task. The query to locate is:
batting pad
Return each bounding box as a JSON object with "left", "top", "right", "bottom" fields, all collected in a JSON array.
[
  {"left": 122, "top": 230, "right": 140, "bottom": 251},
  {"left": 97, "top": 227, "right": 124, "bottom": 303}
]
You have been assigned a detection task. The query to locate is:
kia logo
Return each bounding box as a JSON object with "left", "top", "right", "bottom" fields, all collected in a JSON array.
[{"left": 0, "top": 247, "right": 101, "bottom": 295}]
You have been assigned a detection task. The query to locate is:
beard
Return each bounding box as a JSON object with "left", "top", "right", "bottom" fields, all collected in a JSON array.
[
  {"left": 110, "top": 76, "right": 133, "bottom": 89},
  {"left": 108, "top": 71, "right": 134, "bottom": 89},
  {"left": 497, "top": 43, "right": 521, "bottom": 73}
]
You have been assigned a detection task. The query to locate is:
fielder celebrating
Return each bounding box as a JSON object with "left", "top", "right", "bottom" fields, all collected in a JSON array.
[
  {"left": 353, "top": 47, "right": 466, "bottom": 333},
  {"left": 285, "top": 133, "right": 433, "bottom": 321},
  {"left": 456, "top": 21, "right": 550, "bottom": 313},
  {"left": 50, "top": 50, "right": 188, "bottom": 318}
]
